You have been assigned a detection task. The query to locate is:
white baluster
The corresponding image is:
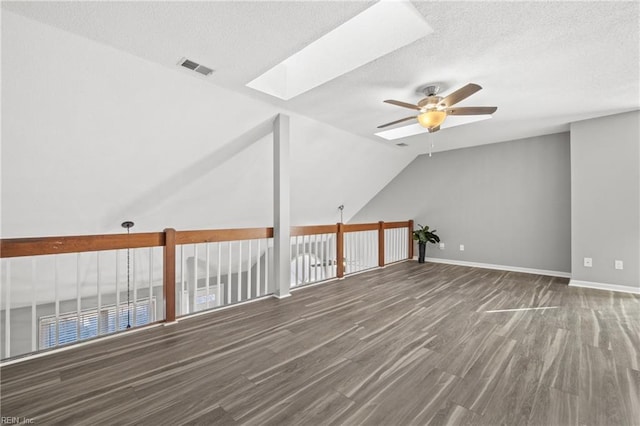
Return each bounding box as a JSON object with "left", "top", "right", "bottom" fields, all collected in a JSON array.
[
  {"left": 264, "top": 239, "right": 269, "bottom": 295},
  {"left": 133, "top": 250, "right": 137, "bottom": 325},
  {"left": 180, "top": 245, "right": 185, "bottom": 316},
  {"left": 148, "top": 248, "right": 153, "bottom": 322},
  {"left": 295, "top": 235, "right": 300, "bottom": 286},
  {"left": 217, "top": 242, "right": 222, "bottom": 307},
  {"left": 227, "top": 241, "right": 232, "bottom": 305},
  {"left": 115, "top": 250, "right": 120, "bottom": 330},
  {"left": 98, "top": 252, "right": 102, "bottom": 334},
  {"left": 247, "top": 239, "right": 252, "bottom": 300},
  {"left": 54, "top": 256, "right": 59, "bottom": 347},
  {"left": 256, "top": 239, "right": 261, "bottom": 297},
  {"left": 31, "top": 258, "right": 37, "bottom": 352},
  {"left": 193, "top": 244, "right": 198, "bottom": 313},
  {"left": 307, "top": 234, "right": 312, "bottom": 283},
  {"left": 205, "top": 244, "right": 211, "bottom": 310},
  {"left": 237, "top": 241, "right": 243, "bottom": 302},
  {"left": 314, "top": 234, "right": 319, "bottom": 282},
  {"left": 4, "top": 261, "right": 11, "bottom": 358}
]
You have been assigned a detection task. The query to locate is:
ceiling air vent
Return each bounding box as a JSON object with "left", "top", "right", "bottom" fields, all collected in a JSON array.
[{"left": 178, "top": 57, "right": 214, "bottom": 76}]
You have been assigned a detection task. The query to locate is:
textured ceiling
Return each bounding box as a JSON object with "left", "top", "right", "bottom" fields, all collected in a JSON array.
[{"left": 4, "top": 1, "right": 639, "bottom": 153}]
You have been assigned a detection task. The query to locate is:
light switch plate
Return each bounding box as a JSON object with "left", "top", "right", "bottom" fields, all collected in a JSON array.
[
  {"left": 584, "top": 257, "right": 592, "bottom": 267},
  {"left": 615, "top": 260, "right": 623, "bottom": 270},
  {"left": 459, "top": 244, "right": 465, "bottom": 251}
]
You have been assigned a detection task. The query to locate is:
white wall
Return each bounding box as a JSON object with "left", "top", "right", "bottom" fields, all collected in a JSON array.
[
  {"left": 1, "top": 11, "right": 414, "bottom": 238},
  {"left": 352, "top": 133, "right": 572, "bottom": 274},
  {"left": 570, "top": 111, "right": 640, "bottom": 290}
]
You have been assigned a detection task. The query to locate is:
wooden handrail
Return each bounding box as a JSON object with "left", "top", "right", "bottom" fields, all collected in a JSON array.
[
  {"left": 342, "top": 221, "right": 410, "bottom": 233},
  {"left": 290, "top": 224, "right": 338, "bottom": 237},
  {"left": 343, "top": 223, "right": 379, "bottom": 232},
  {"left": 175, "top": 227, "right": 273, "bottom": 245},
  {"left": 383, "top": 221, "right": 410, "bottom": 229},
  {"left": 0, "top": 232, "right": 165, "bottom": 258},
  {"left": 0, "top": 222, "right": 412, "bottom": 258}
]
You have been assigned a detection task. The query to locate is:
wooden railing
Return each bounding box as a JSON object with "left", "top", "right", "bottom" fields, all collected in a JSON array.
[
  {"left": 171, "top": 227, "right": 275, "bottom": 318},
  {"left": 289, "top": 220, "right": 413, "bottom": 281},
  {"left": 0, "top": 232, "right": 166, "bottom": 258},
  {"left": 290, "top": 224, "right": 338, "bottom": 287},
  {"left": 0, "top": 220, "right": 412, "bottom": 360}
]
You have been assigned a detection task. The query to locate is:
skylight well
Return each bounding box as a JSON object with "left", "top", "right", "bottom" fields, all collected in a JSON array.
[{"left": 246, "top": 0, "right": 433, "bottom": 100}]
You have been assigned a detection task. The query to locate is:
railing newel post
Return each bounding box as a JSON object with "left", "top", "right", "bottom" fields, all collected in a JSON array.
[
  {"left": 378, "top": 221, "right": 385, "bottom": 267},
  {"left": 337, "top": 223, "right": 344, "bottom": 278},
  {"left": 163, "top": 228, "right": 176, "bottom": 322},
  {"left": 408, "top": 219, "right": 414, "bottom": 260}
]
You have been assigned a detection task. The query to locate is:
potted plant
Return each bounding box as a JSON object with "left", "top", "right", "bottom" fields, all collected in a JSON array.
[{"left": 412, "top": 224, "right": 440, "bottom": 263}]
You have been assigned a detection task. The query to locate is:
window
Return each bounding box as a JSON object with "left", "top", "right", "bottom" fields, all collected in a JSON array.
[{"left": 39, "top": 298, "right": 155, "bottom": 350}]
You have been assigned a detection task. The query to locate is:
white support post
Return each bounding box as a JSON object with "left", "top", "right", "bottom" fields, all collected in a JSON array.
[{"left": 273, "top": 114, "right": 291, "bottom": 299}]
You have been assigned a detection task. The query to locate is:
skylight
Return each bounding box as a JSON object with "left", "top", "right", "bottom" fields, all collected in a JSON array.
[
  {"left": 246, "top": 0, "right": 433, "bottom": 100},
  {"left": 374, "top": 116, "right": 492, "bottom": 141}
]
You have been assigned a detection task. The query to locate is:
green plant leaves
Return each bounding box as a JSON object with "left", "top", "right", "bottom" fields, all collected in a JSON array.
[{"left": 412, "top": 224, "right": 439, "bottom": 244}]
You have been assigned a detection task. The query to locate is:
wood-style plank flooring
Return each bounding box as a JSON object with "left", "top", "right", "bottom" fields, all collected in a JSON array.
[{"left": 1, "top": 262, "right": 639, "bottom": 425}]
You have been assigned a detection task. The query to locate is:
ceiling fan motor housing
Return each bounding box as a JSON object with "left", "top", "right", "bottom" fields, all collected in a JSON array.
[
  {"left": 418, "top": 95, "right": 443, "bottom": 110},
  {"left": 423, "top": 85, "right": 440, "bottom": 96}
]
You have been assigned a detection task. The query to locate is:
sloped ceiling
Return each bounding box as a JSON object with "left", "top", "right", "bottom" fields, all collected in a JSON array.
[
  {"left": 1, "top": 10, "right": 415, "bottom": 237},
  {"left": 3, "top": 1, "right": 639, "bottom": 154}
]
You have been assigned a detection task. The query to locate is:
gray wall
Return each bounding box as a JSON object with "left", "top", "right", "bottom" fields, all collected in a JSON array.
[
  {"left": 353, "top": 132, "right": 572, "bottom": 273},
  {"left": 570, "top": 111, "right": 640, "bottom": 288}
]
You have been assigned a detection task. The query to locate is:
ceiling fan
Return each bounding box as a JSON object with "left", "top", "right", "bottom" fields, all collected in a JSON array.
[{"left": 378, "top": 83, "right": 497, "bottom": 133}]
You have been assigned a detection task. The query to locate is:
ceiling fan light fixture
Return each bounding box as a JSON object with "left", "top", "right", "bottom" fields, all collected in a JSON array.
[
  {"left": 417, "top": 110, "right": 446, "bottom": 129},
  {"left": 378, "top": 83, "right": 494, "bottom": 135}
]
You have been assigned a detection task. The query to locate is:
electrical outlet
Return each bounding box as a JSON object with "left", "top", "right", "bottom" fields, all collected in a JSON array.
[
  {"left": 459, "top": 244, "right": 465, "bottom": 251},
  {"left": 584, "top": 257, "right": 592, "bottom": 267},
  {"left": 615, "top": 260, "right": 623, "bottom": 270},
  {"left": 439, "top": 242, "right": 445, "bottom": 250}
]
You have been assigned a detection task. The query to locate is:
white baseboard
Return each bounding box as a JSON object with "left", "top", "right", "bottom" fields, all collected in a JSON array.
[
  {"left": 422, "top": 257, "right": 572, "bottom": 278},
  {"left": 568, "top": 279, "right": 640, "bottom": 295}
]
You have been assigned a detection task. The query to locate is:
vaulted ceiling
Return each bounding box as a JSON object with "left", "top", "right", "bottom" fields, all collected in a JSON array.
[{"left": 5, "top": 1, "right": 639, "bottom": 154}]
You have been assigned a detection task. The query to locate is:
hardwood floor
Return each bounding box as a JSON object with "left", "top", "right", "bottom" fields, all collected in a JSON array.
[{"left": 1, "top": 262, "right": 639, "bottom": 425}]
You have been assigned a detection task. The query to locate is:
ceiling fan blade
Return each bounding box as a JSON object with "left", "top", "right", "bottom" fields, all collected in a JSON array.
[
  {"left": 446, "top": 106, "right": 497, "bottom": 116},
  {"left": 427, "top": 125, "right": 440, "bottom": 133},
  {"left": 384, "top": 100, "right": 421, "bottom": 110},
  {"left": 440, "top": 83, "right": 482, "bottom": 107},
  {"left": 377, "top": 116, "right": 417, "bottom": 128}
]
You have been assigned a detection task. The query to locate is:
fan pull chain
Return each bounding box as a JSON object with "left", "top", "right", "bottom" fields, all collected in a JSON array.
[
  {"left": 428, "top": 135, "right": 434, "bottom": 157},
  {"left": 122, "top": 221, "right": 134, "bottom": 329}
]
